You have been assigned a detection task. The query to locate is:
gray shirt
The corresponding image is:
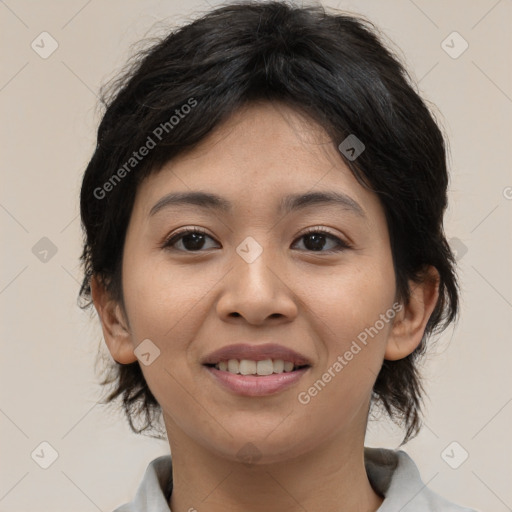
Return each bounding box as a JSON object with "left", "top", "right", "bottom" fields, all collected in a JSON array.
[{"left": 112, "top": 447, "right": 479, "bottom": 511}]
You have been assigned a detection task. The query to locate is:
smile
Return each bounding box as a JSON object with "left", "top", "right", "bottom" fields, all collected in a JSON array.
[
  {"left": 207, "top": 358, "right": 308, "bottom": 375},
  {"left": 204, "top": 361, "right": 310, "bottom": 396}
]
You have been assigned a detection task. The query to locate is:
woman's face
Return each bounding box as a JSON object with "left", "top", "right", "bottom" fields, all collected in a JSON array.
[{"left": 117, "top": 101, "right": 400, "bottom": 463}]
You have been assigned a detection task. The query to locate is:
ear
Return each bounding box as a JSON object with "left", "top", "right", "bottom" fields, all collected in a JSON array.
[
  {"left": 90, "top": 275, "right": 137, "bottom": 364},
  {"left": 385, "top": 266, "right": 440, "bottom": 361}
]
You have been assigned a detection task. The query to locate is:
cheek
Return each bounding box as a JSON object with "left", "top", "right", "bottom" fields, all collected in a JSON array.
[
  {"left": 121, "top": 253, "right": 212, "bottom": 343},
  {"left": 120, "top": 254, "right": 219, "bottom": 404},
  {"left": 120, "top": 255, "right": 214, "bottom": 421},
  {"left": 304, "top": 251, "right": 396, "bottom": 338},
  {"left": 300, "top": 253, "right": 396, "bottom": 392}
]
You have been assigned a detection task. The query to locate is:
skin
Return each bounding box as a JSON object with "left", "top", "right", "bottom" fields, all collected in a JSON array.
[{"left": 91, "top": 100, "right": 439, "bottom": 512}]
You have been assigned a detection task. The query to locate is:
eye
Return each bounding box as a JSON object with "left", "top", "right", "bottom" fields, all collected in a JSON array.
[
  {"left": 292, "top": 227, "right": 351, "bottom": 253},
  {"left": 161, "top": 227, "right": 219, "bottom": 252},
  {"left": 161, "top": 226, "right": 351, "bottom": 253}
]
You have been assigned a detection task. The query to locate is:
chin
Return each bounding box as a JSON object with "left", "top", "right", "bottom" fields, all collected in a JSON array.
[{"left": 210, "top": 433, "right": 315, "bottom": 466}]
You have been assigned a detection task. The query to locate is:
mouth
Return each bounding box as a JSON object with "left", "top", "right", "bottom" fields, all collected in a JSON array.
[{"left": 201, "top": 343, "right": 312, "bottom": 396}]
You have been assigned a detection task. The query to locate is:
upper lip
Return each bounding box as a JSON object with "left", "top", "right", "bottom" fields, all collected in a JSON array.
[{"left": 202, "top": 343, "right": 312, "bottom": 366}]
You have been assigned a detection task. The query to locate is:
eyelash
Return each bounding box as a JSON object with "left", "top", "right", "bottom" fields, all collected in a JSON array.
[{"left": 160, "top": 226, "right": 352, "bottom": 254}]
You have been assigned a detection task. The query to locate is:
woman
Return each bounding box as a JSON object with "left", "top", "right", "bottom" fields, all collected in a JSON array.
[{"left": 79, "top": 2, "right": 478, "bottom": 510}]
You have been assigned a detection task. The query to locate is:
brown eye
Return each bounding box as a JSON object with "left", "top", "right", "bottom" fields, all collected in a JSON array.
[
  {"left": 292, "top": 228, "right": 351, "bottom": 253},
  {"left": 163, "top": 228, "right": 219, "bottom": 252},
  {"left": 162, "top": 227, "right": 351, "bottom": 253}
]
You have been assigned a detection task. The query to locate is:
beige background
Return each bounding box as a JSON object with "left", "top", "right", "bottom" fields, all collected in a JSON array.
[{"left": 1, "top": 0, "right": 511, "bottom": 511}]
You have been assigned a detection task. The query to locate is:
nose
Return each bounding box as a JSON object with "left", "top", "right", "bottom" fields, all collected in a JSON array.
[{"left": 216, "top": 243, "right": 298, "bottom": 325}]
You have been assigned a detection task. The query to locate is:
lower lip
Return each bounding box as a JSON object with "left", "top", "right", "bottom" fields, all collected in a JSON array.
[{"left": 204, "top": 366, "right": 309, "bottom": 396}]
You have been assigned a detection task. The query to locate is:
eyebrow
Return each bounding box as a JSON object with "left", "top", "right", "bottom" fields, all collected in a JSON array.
[{"left": 149, "top": 190, "right": 365, "bottom": 218}]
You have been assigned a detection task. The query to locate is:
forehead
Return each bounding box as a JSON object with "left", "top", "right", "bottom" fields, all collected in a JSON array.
[{"left": 133, "top": 101, "right": 382, "bottom": 223}]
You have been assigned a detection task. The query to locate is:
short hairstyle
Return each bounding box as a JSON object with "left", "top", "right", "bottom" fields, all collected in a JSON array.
[{"left": 79, "top": 0, "right": 459, "bottom": 444}]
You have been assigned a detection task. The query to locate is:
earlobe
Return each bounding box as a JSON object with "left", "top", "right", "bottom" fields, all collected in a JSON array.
[
  {"left": 385, "top": 266, "right": 440, "bottom": 361},
  {"left": 90, "top": 275, "right": 138, "bottom": 365}
]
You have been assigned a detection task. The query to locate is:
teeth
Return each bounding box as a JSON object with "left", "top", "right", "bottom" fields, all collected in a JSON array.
[
  {"left": 214, "top": 358, "right": 302, "bottom": 375},
  {"left": 227, "top": 359, "right": 239, "bottom": 374},
  {"left": 273, "top": 359, "right": 284, "bottom": 373},
  {"left": 239, "top": 359, "right": 256, "bottom": 375},
  {"left": 256, "top": 359, "right": 273, "bottom": 376}
]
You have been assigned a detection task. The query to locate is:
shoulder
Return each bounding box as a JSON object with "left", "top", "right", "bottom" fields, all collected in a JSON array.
[
  {"left": 364, "top": 447, "right": 480, "bottom": 512},
  {"left": 111, "top": 455, "right": 173, "bottom": 512}
]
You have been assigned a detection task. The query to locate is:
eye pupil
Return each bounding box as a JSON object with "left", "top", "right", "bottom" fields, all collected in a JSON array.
[
  {"left": 183, "top": 233, "right": 206, "bottom": 250},
  {"left": 304, "top": 233, "right": 327, "bottom": 251}
]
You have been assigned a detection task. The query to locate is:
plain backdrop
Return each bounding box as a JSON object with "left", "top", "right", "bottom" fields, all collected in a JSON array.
[{"left": 1, "top": 1, "right": 511, "bottom": 511}]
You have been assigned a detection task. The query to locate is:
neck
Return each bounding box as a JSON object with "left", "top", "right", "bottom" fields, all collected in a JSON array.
[{"left": 166, "top": 423, "right": 383, "bottom": 512}]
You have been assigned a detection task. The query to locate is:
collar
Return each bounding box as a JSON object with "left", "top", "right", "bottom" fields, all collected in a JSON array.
[{"left": 113, "top": 447, "right": 476, "bottom": 511}]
